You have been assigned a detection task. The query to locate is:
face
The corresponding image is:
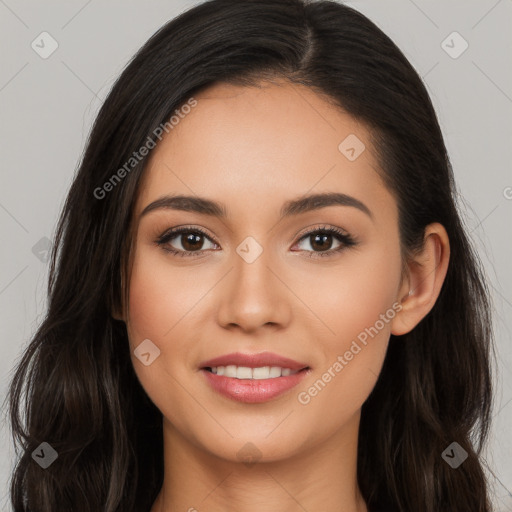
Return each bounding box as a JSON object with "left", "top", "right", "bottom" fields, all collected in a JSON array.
[{"left": 124, "top": 79, "right": 404, "bottom": 463}]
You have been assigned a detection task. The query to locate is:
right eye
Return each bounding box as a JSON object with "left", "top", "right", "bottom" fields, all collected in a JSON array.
[{"left": 156, "top": 226, "right": 219, "bottom": 257}]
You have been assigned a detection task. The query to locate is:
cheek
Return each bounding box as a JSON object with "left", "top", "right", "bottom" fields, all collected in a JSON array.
[
  {"left": 125, "top": 247, "right": 202, "bottom": 346},
  {"left": 124, "top": 248, "right": 195, "bottom": 405},
  {"left": 294, "top": 241, "right": 401, "bottom": 412},
  {"left": 125, "top": 249, "right": 202, "bottom": 412},
  {"left": 301, "top": 243, "right": 402, "bottom": 347}
]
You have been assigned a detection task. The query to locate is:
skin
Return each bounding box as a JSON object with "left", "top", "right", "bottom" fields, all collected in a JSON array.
[{"left": 113, "top": 79, "right": 450, "bottom": 512}]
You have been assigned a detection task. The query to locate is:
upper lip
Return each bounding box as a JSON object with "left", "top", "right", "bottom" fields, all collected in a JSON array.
[{"left": 199, "top": 351, "right": 309, "bottom": 371}]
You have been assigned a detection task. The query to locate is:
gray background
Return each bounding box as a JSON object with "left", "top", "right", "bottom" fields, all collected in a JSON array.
[{"left": 0, "top": 0, "right": 511, "bottom": 510}]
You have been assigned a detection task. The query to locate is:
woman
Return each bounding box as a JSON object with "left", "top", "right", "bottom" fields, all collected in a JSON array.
[{"left": 5, "top": 0, "right": 494, "bottom": 510}]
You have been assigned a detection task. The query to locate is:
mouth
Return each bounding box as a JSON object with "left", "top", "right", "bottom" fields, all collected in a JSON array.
[
  {"left": 199, "top": 351, "right": 311, "bottom": 403},
  {"left": 202, "top": 365, "right": 309, "bottom": 379},
  {"left": 200, "top": 365, "right": 311, "bottom": 404},
  {"left": 198, "top": 351, "right": 310, "bottom": 373}
]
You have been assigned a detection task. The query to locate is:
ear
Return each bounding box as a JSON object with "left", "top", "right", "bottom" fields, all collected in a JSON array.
[
  {"left": 111, "top": 301, "right": 125, "bottom": 322},
  {"left": 391, "top": 222, "right": 450, "bottom": 336}
]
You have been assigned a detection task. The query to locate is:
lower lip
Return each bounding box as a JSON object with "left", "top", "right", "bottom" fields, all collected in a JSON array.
[{"left": 201, "top": 368, "right": 310, "bottom": 403}]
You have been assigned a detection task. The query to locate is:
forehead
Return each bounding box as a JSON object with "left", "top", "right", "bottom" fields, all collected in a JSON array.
[{"left": 135, "top": 80, "right": 391, "bottom": 219}]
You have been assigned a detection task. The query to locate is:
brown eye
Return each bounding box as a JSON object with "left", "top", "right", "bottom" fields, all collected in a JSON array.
[
  {"left": 309, "top": 233, "right": 335, "bottom": 252},
  {"left": 296, "top": 231, "right": 343, "bottom": 253},
  {"left": 156, "top": 227, "right": 218, "bottom": 255},
  {"left": 180, "top": 232, "right": 205, "bottom": 251},
  {"left": 293, "top": 226, "right": 357, "bottom": 258}
]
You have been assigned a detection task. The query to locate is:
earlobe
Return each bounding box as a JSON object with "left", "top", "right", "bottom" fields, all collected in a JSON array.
[
  {"left": 391, "top": 223, "right": 450, "bottom": 336},
  {"left": 110, "top": 287, "right": 125, "bottom": 322},
  {"left": 112, "top": 262, "right": 128, "bottom": 322},
  {"left": 111, "top": 306, "right": 125, "bottom": 322},
  {"left": 111, "top": 296, "right": 125, "bottom": 321}
]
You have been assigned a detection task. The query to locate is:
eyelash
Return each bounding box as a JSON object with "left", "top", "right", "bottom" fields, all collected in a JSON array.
[{"left": 155, "top": 225, "right": 358, "bottom": 259}]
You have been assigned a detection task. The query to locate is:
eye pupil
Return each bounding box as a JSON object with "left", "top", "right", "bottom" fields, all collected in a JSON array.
[
  {"left": 182, "top": 233, "right": 203, "bottom": 251},
  {"left": 311, "top": 233, "right": 332, "bottom": 251}
]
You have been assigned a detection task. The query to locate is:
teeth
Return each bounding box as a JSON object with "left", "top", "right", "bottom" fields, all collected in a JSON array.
[{"left": 209, "top": 365, "right": 300, "bottom": 379}]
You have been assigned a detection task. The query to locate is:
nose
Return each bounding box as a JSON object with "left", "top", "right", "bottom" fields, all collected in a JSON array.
[{"left": 216, "top": 246, "right": 292, "bottom": 333}]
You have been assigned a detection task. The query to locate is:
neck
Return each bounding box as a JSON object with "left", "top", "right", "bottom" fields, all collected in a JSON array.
[{"left": 151, "top": 412, "right": 368, "bottom": 512}]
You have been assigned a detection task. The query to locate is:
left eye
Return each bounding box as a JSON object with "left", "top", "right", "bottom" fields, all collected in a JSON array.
[{"left": 295, "top": 231, "right": 343, "bottom": 252}]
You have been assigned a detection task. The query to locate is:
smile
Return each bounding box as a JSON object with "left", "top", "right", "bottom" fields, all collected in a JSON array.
[
  {"left": 207, "top": 365, "right": 302, "bottom": 379},
  {"left": 200, "top": 366, "right": 311, "bottom": 404}
]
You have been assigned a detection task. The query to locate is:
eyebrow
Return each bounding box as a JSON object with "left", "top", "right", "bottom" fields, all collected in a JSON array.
[{"left": 139, "top": 192, "right": 373, "bottom": 221}]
